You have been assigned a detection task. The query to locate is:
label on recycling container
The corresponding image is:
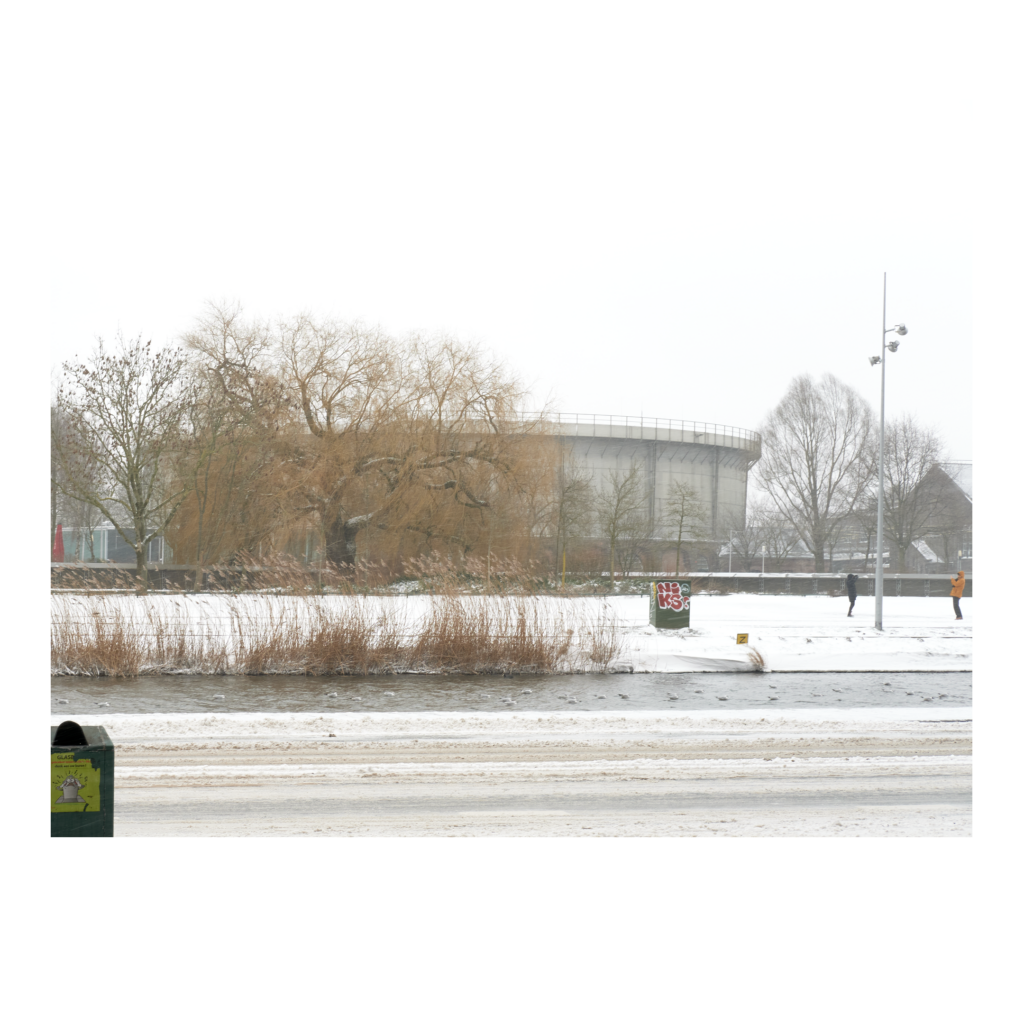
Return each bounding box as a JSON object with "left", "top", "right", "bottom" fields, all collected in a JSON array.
[{"left": 51, "top": 753, "right": 101, "bottom": 812}]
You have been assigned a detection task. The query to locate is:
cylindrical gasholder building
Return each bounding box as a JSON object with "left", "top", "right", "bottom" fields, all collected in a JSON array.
[{"left": 546, "top": 413, "right": 762, "bottom": 543}]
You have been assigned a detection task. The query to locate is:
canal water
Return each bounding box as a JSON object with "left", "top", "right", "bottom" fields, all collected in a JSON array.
[{"left": 51, "top": 671, "right": 971, "bottom": 715}]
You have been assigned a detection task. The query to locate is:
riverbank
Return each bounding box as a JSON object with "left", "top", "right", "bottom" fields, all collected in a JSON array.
[{"left": 51, "top": 593, "right": 971, "bottom": 675}]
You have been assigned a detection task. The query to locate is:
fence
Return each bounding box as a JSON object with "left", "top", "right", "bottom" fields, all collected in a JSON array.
[
  {"left": 663, "top": 573, "right": 972, "bottom": 598},
  {"left": 50, "top": 563, "right": 972, "bottom": 598}
]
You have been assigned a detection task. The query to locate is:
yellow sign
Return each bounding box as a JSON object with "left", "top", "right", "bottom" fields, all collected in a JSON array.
[
  {"left": 736, "top": 633, "right": 749, "bottom": 644},
  {"left": 51, "top": 752, "right": 101, "bottom": 813}
]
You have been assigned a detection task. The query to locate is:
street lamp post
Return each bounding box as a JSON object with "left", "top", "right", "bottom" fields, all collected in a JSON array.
[{"left": 869, "top": 272, "right": 908, "bottom": 630}]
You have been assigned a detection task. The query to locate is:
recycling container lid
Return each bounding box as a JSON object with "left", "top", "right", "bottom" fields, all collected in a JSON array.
[{"left": 53, "top": 720, "right": 88, "bottom": 746}]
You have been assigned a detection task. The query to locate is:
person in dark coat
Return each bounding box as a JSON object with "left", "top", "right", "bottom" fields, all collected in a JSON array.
[{"left": 846, "top": 573, "right": 858, "bottom": 617}]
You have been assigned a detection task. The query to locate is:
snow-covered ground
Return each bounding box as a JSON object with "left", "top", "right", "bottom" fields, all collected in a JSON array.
[
  {"left": 617, "top": 594, "right": 971, "bottom": 672},
  {"left": 52, "top": 592, "right": 972, "bottom": 673}
]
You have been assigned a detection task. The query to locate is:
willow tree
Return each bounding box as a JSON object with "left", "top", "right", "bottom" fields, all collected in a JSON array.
[
  {"left": 266, "top": 313, "right": 539, "bottom": 567},
  {"left": 170, "top": 303, "right": 290, "bottom": 587}
]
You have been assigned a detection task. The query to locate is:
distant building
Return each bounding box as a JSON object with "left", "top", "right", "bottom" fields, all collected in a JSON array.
[
  {"left": 815, "top": 460, "right": 973, "bottom": 575},
  {"left": 907, "top": 461, "right": 972, "bottom": 572},
  {"left": 547, "top": 413, "right": 761, "bottom": 542},
  {"left": 55, "top": 523, "right": 168, "bottom": 565}
]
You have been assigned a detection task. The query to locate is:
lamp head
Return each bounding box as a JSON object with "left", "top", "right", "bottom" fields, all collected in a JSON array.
[
  {"left": 887, "top": 340, "right": 900, "bottom": 352},
  {"left": 869, "top": 355, "right": 882, "bottom": 366},
  {"left": 895, "top": 324, "right": 908, "bottom": 336}
]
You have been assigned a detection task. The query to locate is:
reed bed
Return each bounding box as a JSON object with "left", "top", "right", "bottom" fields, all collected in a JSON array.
[{"left": 50, "top": 592, "right": 624, "bottom": 677}]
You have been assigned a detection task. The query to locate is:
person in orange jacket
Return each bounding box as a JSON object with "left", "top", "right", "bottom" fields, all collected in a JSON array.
[{"left": 950, "top": 571, "right": 965, "bottom": 620}]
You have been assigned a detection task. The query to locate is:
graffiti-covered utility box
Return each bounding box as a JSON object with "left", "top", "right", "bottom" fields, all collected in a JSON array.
[
  {"left": 650, "top": 579, "right": 691, "bottom": 629},
  {"left": 51, "top": 721, "right": 114, "bottom": 837}
]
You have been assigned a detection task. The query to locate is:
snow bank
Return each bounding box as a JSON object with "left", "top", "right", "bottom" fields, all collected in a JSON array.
[{"left": 55, "top": 707, "right": 973, "bottom": 743}]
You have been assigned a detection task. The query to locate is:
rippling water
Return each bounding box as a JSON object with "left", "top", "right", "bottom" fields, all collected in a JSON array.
[{"left": 51, "top": 671, "right": 971, "bottom": 714}]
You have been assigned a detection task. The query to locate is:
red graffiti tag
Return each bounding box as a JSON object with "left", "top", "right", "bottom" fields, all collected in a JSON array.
[{"left": 656, "top": 582, "right": 688, "bottom": 611}]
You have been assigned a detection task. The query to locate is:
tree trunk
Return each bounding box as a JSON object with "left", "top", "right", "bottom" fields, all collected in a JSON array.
[
  {"left": 609, "top": 537, "right": 616, "bottom": 586},
  {"left": 897, "top": 544, "right": 909, "bottom": 573},
  {"left": 51, "top": 480, "right": 58, "bottom": 557},
  {"left": 812, "top": 535, "right": 826, "bottom": 572},
  {"left": 135, "top": 545, "right": 149, "bottom": 593},
  {"left": 325, "top": 517, "right": 359, "bottom": 566}
]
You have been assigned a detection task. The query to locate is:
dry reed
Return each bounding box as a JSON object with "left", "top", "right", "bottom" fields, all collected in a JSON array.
[
  {"left": 50, "top": 597, "right": 145, "bottom": 677},
  {"left": 50, "top": 592, "right": 624, "bottom": 677}
]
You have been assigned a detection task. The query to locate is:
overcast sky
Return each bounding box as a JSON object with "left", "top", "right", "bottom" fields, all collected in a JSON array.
[{"left": 45, "top": 1, "right": 972, "bottom": 459}]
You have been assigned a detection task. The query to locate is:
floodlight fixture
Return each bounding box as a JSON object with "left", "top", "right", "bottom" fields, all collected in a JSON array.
[
  {"left": 887, "top": 340, "right": 900, "bottom": 352},
  {"left": 869, "top": 355, "right": 881, "bottom": 366},
  {"left": 895, "top": 324, "right": 907, "bottom": 335}
]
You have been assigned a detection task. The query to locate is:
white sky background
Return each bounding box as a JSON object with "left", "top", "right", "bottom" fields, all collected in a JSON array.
[
  {"left": 13, "top": 4, "right": 1023, "bottom": 1007},
  {"left": 46, "top": 1, "right": 971, "bottom": 461}
]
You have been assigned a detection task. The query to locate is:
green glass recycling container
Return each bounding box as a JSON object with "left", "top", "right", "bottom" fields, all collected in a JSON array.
[
  {"left": 51, "top": 721, "right": 114, "bottom": 837},
  {"left": 649, "top": 579, "right": 691, "bottom": 629}
]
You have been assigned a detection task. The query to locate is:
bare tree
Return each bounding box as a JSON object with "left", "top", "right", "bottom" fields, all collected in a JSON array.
[
  {"left": 744, "top": 498, "right": 801, "bottom": 571},
  {"left": 756, "top": 374, "right": 875, "bottom": 572},
  {"left": 662, "top": 479, "right": 710, "bottom": 575},
  {"left": 552, "top": 448, "right": 594, "bottom": 576},
  {"left": 51, "top": 388, "right": 105, "bottom": 559},
  {"left": 845, "top": 499, "right": 879, "bottom": 572},
  {"left": 878, "top": 416, "right": 946, "bottom": 571},
  {"left": 594, "top": 462, "right": 651, "bottom": 583},
  {"left": 54, "top": 335, "right": 194, "bottom": 589},
  {"left": 722, "top": 504, "right": 762, "bottom": 571},
  {"left": 51, "top": 400, "right": 65, "bottom": 557},
  {"left": 722, "top": 497, "right": 800, "bottom": 572}
]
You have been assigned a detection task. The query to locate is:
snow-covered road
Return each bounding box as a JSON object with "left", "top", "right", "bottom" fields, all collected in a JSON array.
[{"left": 64, "top": 709, "right": 972, "bottom": 837}]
